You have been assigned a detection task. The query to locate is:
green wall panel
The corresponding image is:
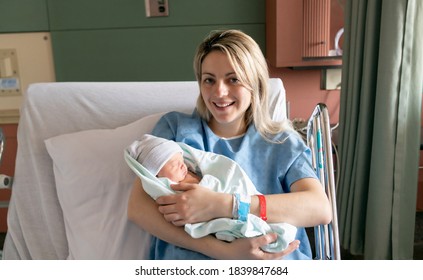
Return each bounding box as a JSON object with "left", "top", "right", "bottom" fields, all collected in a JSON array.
[
  {"left": 52, "top": 24, "right": 265, "bottom": 82},
  {"left": 0, "top": 0, "right": 49, "bottom": 32},
  {"left": 0, "top": 0, "right": 266, "bottom": 81},
  {"left": 47, "top": 0, "right": 264, "bottom": 30}
]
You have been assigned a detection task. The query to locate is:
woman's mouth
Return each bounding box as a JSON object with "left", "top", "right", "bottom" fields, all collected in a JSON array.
[{"left": 213, "top": 101, "right": 235, "bottom": 108}]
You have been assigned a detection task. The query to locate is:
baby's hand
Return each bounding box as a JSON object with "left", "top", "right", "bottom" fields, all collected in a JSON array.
[{"left": 182, "top": 171, "right": 201, "bottom": 184}]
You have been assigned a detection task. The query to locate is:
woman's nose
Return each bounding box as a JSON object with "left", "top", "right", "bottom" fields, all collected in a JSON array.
[{"left": 215, "top": 81, "right": 229, "bottom": 97}]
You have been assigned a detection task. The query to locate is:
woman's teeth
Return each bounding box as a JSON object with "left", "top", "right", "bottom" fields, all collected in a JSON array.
[{"left": 215, "top": 102, "right": 233, "bottom": 108}]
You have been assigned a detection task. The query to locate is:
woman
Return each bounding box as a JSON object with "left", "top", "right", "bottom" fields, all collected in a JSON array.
[{"left": 128, "top": 29, "right": 331, "bottom": 260}]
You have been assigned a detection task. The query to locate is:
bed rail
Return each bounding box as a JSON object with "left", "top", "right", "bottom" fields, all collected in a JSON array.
[{"left": 306, "top": 103, "right": 341, "bottom": 260}]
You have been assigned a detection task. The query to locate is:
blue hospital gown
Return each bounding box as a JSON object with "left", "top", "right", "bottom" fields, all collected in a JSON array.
[{"left": 150, "top": 110, "right": 317, "bottom": 260}]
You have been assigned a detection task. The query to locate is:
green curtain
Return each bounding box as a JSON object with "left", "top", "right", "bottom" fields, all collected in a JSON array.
[{"left": 337, "top": 0, "right": 423, "bottom": 259}]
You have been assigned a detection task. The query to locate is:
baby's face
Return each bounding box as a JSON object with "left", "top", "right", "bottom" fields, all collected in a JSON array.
[{"left": 157, "top": 153, "right": 187, "bottom": 182}]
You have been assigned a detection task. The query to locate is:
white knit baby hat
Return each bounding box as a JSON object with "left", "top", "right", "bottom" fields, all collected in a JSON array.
[{"left": 128, "top": 134, "right": 183, "bottom": 176}]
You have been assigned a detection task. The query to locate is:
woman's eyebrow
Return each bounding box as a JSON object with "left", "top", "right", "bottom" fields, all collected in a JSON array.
[{"left": 201, "top": 72, "right": 236, "bottom": 77}]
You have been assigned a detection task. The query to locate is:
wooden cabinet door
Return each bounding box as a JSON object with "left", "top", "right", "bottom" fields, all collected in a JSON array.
[{"left": 266, "top": 0, "right": 343, "bottom": 68}]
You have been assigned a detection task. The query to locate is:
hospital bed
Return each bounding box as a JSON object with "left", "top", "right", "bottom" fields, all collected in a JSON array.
[{"left": 1, "top": 78, "right": 339, "bottom": 259}]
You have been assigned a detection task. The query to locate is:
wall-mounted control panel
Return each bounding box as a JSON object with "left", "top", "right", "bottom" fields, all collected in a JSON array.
[
  {"left": 145, "top": 0, "right": 169, "bottom": 17},
  {"left": 0, "top": 49, "right": 20, "bottom": 96}
]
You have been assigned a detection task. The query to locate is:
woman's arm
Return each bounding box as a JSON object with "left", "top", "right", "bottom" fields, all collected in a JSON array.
[
  {"left": 249, "top": 178, "right": 332, "bottom": 227},
  {"left": 157, "top": 178, "right": 331, "bottom": 228},
  {"left": 127, "top": 178, "right": 299, "bottom": 259},
  {"left": 128, "top": 178, "right": 202, "bottom": 248}
]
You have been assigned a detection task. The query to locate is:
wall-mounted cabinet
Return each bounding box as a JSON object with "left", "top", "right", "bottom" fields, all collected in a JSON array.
[{"left": 266, "top": 0, "right": 344, "bottom": 68}]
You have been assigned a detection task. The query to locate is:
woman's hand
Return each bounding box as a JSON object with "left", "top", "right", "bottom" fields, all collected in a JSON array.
[
  {"left": 156, "top": 183, "right": 232, "bottom": 226},
  {"left": 207, "top": 233, "right": 300, "bottom": 260}
]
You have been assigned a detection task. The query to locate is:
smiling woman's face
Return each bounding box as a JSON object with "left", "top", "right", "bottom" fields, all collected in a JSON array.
[{"left": 200, "top": 50, "right": 251, "bottom": 137}]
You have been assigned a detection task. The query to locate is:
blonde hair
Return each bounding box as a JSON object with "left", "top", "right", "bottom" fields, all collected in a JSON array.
[{"left": 193, "top": 29, "right": 295, "bottom": 141}]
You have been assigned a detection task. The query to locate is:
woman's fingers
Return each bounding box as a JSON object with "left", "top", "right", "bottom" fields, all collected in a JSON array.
[{"left": 257, "top": 234, "right": 300, "bottom": 259}]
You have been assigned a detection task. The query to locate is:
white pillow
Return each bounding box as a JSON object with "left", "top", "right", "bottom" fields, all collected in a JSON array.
[{"left": 45, "top": 112, "right": 165, "bottom": 259}]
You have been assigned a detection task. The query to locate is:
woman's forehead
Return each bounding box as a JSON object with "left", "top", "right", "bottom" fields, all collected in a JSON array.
[{"left": 201, "top": 51, "right": 236, "bottom": 75}]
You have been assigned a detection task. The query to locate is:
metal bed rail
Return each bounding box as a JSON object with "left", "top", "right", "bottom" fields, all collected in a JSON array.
[{"left": 306, "top": 103, "right": 341, "bottom": 260}]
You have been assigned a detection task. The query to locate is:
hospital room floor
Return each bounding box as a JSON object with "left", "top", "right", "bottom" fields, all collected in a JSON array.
[{"left": 0, "top": 212, "right": 422, "bottom": 259}]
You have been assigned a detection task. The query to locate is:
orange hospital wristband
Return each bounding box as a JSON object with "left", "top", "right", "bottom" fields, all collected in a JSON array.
[{"left": 257, "top": 195, "right": 267, "bottom": 221}]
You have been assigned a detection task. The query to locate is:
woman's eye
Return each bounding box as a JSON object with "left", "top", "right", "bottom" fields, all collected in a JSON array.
[
  {"left": 203, "top": 78, "right": 214, "bottom": 84},
  {"left": 229, "top": 78, "right": 240, "bottom": 84}
]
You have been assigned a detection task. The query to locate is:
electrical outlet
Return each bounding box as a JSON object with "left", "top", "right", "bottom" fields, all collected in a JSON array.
[
  {"left": 321, "top": 68, "right": 342, "bottom": 90},
  {"left": 0, "top": 175, "right": 13, "bottom": 189},
  {"left": 145, "top": 0, "right": 169, "bottom": 17}
]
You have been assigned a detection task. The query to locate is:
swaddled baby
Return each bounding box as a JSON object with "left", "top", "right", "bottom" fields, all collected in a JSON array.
[
  {"left": 125, "top": 134, "right": 297, "bottom": 253},
  {"left": 128, "top": 134, "right": 201, "bottom": 184}
]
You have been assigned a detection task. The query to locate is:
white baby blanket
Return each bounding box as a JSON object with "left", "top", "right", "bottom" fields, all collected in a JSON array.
[{"left": 124, "top": 142, "right": 297, "bottom": 252}]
